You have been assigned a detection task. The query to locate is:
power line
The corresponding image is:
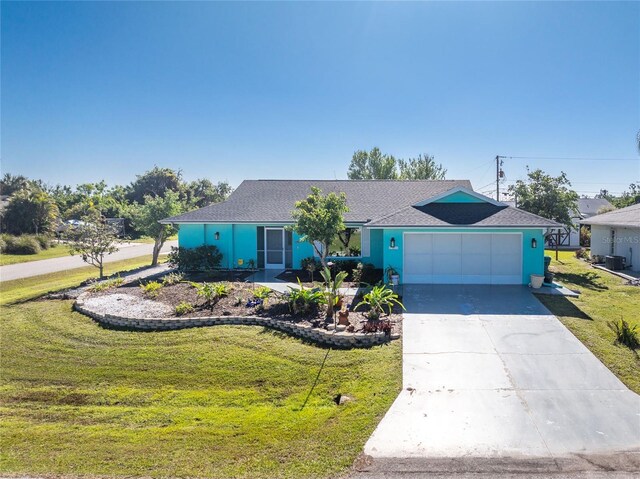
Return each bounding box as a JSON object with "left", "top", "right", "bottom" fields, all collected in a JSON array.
[{"left": 501, "top": 155, "right": 638, "bottom": 162}]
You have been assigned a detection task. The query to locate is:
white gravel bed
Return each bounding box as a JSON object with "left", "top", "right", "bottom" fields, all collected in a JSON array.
[{"left": 82, "top": 293, "right": 173, "bottom": 319}]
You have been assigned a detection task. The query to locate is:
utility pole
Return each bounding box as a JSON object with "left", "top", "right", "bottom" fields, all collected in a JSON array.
[{"left": 495, "top": 155, "right": 505, "bottom": 201}]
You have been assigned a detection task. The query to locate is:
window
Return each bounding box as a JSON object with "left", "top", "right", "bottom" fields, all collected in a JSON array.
[{"left": 328, "top": 227, "right": 362, "bottom": 257}]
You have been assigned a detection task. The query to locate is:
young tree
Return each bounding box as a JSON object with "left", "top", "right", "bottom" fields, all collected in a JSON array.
[
  {"left": 508, "top": 169, "right": 579, "bottom": 229},
  {"left": 132, "top": 190, "right": 184, "bottom": 266},
  {"left": 1, "top": 186, "right": 59, "bottom": 235},
  {"left": 398, "top": 153, "right": 447, "bottom": 180},
  {"left": 291, "top": 187, "right": 349, "bottom": 268},
  {"left": 348, "top": 147, "right": 398, "bottom": 179},
  {"left": 64, "top": 211, "right": 119, "bottom": 279}
]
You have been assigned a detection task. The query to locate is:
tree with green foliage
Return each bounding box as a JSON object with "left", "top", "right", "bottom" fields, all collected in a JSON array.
[
  {"left": 64, "top": 210, "right": 119, "bottom": 279},
  {"left": 126, "top": 166, "right": 183, "bottom": 204},
  {"left": 291, "top": 187, "right": 349, "bottom": 268},
  {"left": 132, "top": 190, "right": 184, "bottom": 266},
  {"left": 398, "top": 153, "right": 447, "bottom": 180},
  {"left": 508, "top": 169, "right": 579, "bottom": 228},
  {"left": 348, "top": 148, "right": 447, "bottom": 180},
  {"left": 348, "top": 147, "right": 398, "bottom": 179},
  {"left": 0, "top": 173, "right": 30, "bottom": 196},
  {"left": 596, "top": 183, "right": 640, "bottom": 208},
  {"left": 1, "top": 186, "right": 59, "bottom": 235},
  {"left": 185, "top": 179, "right": 233, "bottom": 208}
]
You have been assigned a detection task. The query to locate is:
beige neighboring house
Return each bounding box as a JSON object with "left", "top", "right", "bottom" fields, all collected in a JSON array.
[{"left": 580, "top": 203, "right": 640, "bottom": 272}]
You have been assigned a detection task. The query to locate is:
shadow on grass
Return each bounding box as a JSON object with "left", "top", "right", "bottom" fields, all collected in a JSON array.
[
  {"left": 536, "top": 295, "right": 592, "bottom": 321},
  {"left": 554, "top": 271, "right": 608, "bottom": 291},
  {"left": 300, "top": 347, "right": 331, "bottom": 411}
]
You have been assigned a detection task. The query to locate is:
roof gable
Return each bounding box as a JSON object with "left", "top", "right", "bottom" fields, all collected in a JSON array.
[{"left": 414, "top": 186, "right": 502, "bottom": 206}]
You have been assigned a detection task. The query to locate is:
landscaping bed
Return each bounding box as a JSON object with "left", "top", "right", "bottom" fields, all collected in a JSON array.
[{"left": 78, "top": 272, "right": 403, "bottom": 339}]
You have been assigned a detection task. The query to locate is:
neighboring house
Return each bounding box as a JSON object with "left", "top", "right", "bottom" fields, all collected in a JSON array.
[
  {"left": 161, "top": 180, "right": 559, "bottom": 285},
  {"left": 503, "top": 197, "right": 613, "bottom": 247},
  {"left": 568, "top": 198, "right": 614, "bottom": 246},
  {"left": 580, "top": 203, "right": 640, "bottom": 272}
]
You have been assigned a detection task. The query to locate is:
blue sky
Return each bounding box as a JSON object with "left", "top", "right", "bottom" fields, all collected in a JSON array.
[{"left": 2, "top": 1, "right": 638, "bottom": 198}]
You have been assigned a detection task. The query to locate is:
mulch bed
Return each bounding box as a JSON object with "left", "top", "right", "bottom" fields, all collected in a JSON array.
[
  {"left": 85, "top": 273, "right": 402, "bottom": 335},
  {"left": 276, "top": 268, "right": 383, "bottom": 285}
]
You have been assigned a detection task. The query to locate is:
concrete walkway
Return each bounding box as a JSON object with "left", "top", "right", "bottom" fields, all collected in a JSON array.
[
  {"left": 247, "top": 269, "right": 361, "bottom": 296},
  {"left": 363, "top": 285, "right": 640, "bottom": 473},
  {"left": 0, "top": 240, "right": 178, "bottom": 282}
]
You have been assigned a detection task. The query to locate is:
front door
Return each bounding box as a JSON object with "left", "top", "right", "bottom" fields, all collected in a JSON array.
[{"left": 265, "top": 228, "right": 285, "bottom": 269}]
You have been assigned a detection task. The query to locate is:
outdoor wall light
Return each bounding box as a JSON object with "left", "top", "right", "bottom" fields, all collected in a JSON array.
[
  {"left": 531, "top": 238, "right": 537, "bottom": 249},
  {"left": 215, "top": 232, "right": 220, "bottom": 240},
  {"left": 390, "top": 237, "right": 396, "bottom": 249}
]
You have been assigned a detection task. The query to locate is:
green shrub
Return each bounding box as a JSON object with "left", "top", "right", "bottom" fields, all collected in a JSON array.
[
  {"left": 34, "top": 235, "right": 51, "bottom": 250},
  {"left": 575, "top": 248, "right": 589, "bottom": 260},
  {"left": 608, "top": 318, "right": 639, "bottom": 349},
  {"left": 175, "top": 301, "right": 195, "bottom": 316},
  {"left": 3, "top": 235, "right": 41, "bottom": 255},
  {"left": 355, "top": 284, "right": 405, "bottom": 321},
  {"left": 167, "top": 245, "right": 223, "bottom": 271},
  {"left": 140, "top": 281, "right": 162, "bottom": 298},
  {"left": 89, "top": 276, "right": 124, "bottom": 292},
  {"left": 287, "top": 280, "right": 326, "bottom": 315},
  {"left": 191, "top": 282, "right": 232, "bottom": 310},
  {"left": 0, "top": 236, "right": 6, "bottom": 253},
  {"left": 162, "top": 272, "right": 184, "bottom": 286}
]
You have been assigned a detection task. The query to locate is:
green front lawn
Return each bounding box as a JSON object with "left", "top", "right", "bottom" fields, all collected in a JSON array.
[
  {"left": 537, "top": 251, "right": 640, "bottom": 393},
  {"left": 0, "top": 299, "right": 401, "bottom": 478},
  {"left": 0, "top": 243, "right": 72, "bottom": 266},
  {"left": 0, "top": 255, "right": 157, "bottom": 306}
]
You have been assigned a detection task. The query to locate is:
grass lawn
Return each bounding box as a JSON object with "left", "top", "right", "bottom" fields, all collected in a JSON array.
[
  {"left": 537, "top": 250, "right": 640, "bottom": 393},
  {"left": 0, "top": 256, "right": 157, "bottom": 306},
  {"left": 0, "top": 243, "right": 72, "bottom": 266},
  {"left": 0, "top": 299, "right": 401, "bottom": 478}
]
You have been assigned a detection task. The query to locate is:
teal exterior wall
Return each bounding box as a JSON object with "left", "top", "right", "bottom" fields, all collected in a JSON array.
[
  {"left": 381, "top": 227, "right": 545, "bottom": 284},
  {"left": 179, "top": 222, "right": 544, "bottom": 282},
  {"left": 177, "top": 224, "right": 206, "bottom": 249},
  {"left": 434, "top": 191, "right": 486, "bottom": 203}
]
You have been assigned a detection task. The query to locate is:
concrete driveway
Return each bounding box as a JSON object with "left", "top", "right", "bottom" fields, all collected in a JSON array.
[{"left": 364, "top": 285, "right": 640, "bottom": 470}]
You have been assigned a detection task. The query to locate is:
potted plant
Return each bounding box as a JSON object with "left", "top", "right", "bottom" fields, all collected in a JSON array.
[{"left": 385, "top": 266, "right": 400, "bottom": 286}]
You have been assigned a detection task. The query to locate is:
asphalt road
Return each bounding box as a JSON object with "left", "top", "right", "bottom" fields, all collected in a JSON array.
[{"left": 0, "top": 240, "right": 178, "bottom": 282}]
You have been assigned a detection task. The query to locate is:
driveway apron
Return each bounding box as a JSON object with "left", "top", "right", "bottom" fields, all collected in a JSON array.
[{"left": 364, "top": 285, "right": 640, "bottom": 461}]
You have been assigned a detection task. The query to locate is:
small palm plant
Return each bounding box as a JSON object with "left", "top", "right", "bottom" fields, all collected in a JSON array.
[
  {"left": 608, "top": 317, "right": 639, "bottom": 349},
  {"left": 320, "top": 267, "right": 348, "bottom": 322},
  {"left": 354, "top": 284, "right": 405, "bottom": 321}
]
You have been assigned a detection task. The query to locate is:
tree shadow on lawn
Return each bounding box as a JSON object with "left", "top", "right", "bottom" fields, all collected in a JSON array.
[
  {"left": 553, "top": 271, "right": 608, "bottom": 291},
  {"left": 536, "top": 295, "right": 592, "bottom": 321}
]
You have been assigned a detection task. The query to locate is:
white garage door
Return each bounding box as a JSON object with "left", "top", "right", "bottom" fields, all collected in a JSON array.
[{"left": 403, "top": 233, "right": 522, "bottom": 284}]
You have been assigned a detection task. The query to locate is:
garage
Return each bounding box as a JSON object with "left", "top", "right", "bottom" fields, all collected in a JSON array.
[{"left": 403, "top": 233, "right": 522, "bottom": 284}]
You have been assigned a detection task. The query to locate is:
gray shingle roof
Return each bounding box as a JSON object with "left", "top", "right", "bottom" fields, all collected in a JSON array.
[
  {"left": 162, "top": 179, "right": 472, "bottom": 224},
  {"left": 366, "top": 203, "right": 560, "bottom": 228},
  {"left": 577, "top": 198, "right": 613, "bottom": 218},
  {"left": 161, "top": 179, "right": 559, "bottom": 228},
  {"left": 580, "top": 203, "right": 640, "bottom": 228}
]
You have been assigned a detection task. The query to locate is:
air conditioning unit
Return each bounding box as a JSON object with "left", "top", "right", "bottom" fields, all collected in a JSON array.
[{"left": 605, "top": 255, "right": 625, "bottom": 270}]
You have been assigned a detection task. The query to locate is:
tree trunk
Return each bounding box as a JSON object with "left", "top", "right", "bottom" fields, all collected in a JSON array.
[
  {"left": 99, "top": 262, "right": 104, "bottom": 280},
  {"left": 152, "top": 233, "right": 165, "bottom": 266}
]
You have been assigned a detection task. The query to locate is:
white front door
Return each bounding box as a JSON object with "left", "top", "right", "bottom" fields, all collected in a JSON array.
[{"left": 265, "top": 228, "right": 285, "bottom": 269}]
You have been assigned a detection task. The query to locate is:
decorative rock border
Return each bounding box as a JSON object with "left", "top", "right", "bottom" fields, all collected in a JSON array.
[{"left": 74, "top": 293, "right": 399, "bottom": 349}]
